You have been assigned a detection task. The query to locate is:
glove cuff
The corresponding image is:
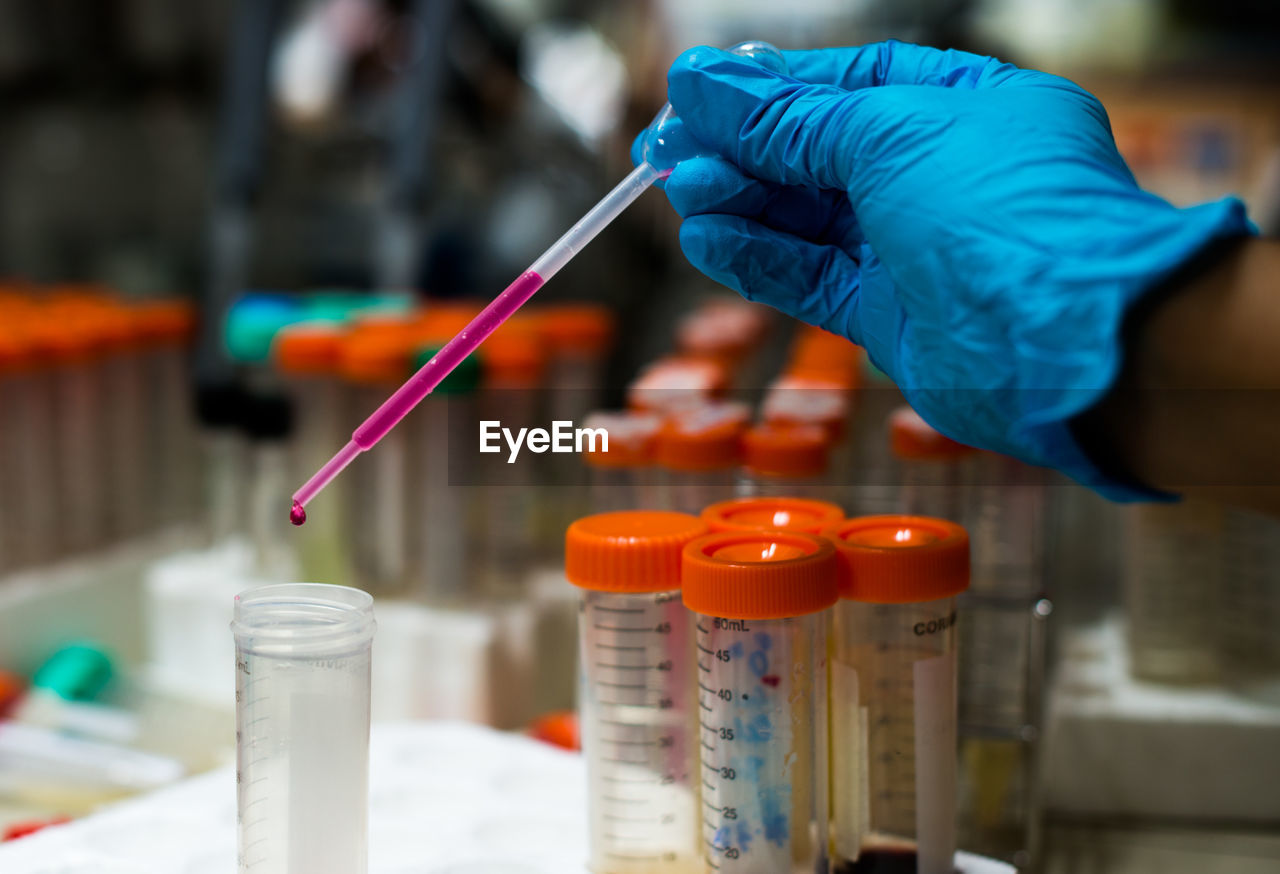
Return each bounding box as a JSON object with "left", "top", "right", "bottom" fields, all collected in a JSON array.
[{"left": 1017, "top": 195, "right": 1253, "bottom": 501}]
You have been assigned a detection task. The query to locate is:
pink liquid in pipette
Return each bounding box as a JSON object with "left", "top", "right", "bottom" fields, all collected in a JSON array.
[
  {"left": 353, "top": 270, "right": 545, "bottom": 447},
  {"left": 289, "top": 270, "right": 545, "bottom": 524}
]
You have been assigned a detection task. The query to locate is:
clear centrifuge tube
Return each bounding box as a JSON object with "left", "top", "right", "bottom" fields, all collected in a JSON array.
[
  {"left": 653, "top": 401, "right": 749, "bottom": 515},
  {"left": 700, "top": 496, "right": 845, "bottom": 537},
  {"left": 886, "top": 407, "right": 977, "bottom": 522},
  {"left": 542, "top": 305, "right": 615, "bottom": 534},
  {"left": 409, "top": 341, "right": 481, "bottom": 605},
  {"left": 565, "top": 511, "right": 709, "bottom": 873},
  {"left": 0, "top": 326, "right": 59, "bottom": 568},
  {"left": 1124, "top": 499, "right": 1224, "bottom": 683},
  {"left": 952, "top": 451, "right": 1049, "bottom": 865},
  {"left": 339, "top": 328, "right": 416, "bottom": 595},
  {"left": 232, "top": 583, "right": 376, "bottom": 874},
  {"left": 1219, "top": 509, "right": 1280, "bottom": 680},
  {"left": 682, "top": 530, "right": 839, "bottom": 873},
  {"left": 582, "top": 410, "right": 665, "bottom": 514},
  {"left": 243, "top": 394, "right": 298, "bottom": 580},
  {"left": 49, "top": 321, "right": 109, "bottom": 554},
  {"left": 478, "top": 320, "right": 548, "bottom": 596},
  {"left": 136, "top": 300, "right": 200, "bottom": 528},
  {"left": 737, "top": 422, "right": 834, "bottom": 501},
  {"left": 100, "top": 306, "right": 150, "bottom": 540},
  {"left": 825, "top": 515, "right": 970, "bottom": 874},
  {"left": 675, "top": 298, "right": 770, "bottom": 391},
  {"left": 275, "top": 322, "right": 351, "bottom": 583}
]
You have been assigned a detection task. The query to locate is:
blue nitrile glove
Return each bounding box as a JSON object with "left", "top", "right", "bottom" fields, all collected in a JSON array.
[{"left": 635, "top": 41, "right": 1253, "bottom": 498}]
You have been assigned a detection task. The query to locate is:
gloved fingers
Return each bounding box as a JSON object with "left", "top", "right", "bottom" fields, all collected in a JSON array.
[
  {"left": 664, "top": 157, "right": 863, "bottom": 251},
  {"left": 668, "top": 46, "right": 870, "bottom": 190},
  {"left": 781, "top": 42, "right": 1025, "bottom": 91},
  {"left": 678, "top": 212, "right": 863, "bottom": 341},
  {"left": 846, "top": 244, "right": 899, "bottom": 379}
]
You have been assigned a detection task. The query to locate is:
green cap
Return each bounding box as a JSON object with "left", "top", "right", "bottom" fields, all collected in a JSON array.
[
  {"left": 32, "top": 642, "right": 113, "bottom": 701},
  {"left": 413, "top": 344, "right": 481, "bottom": 395}
]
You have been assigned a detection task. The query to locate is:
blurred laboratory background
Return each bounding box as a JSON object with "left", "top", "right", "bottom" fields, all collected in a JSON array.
[{"left": 0, "top": 0, "right": 1278, "bottom": 872}]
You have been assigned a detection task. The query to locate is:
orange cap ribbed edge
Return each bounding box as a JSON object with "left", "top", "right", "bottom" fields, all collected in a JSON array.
[
  {"left": 701, "top": 496, "right": 845, "bottom": 535},
  {"left": 484, "top": 318, "right": 547, "bottom": 386},
  {"left": 653, "top": 410, "right": 747, "bottom": 473},
  {"left": 416, "top": 302, "right": 485, "bottom": 344},
  {"left": 784, "top": 363, "right": 860, "bottom": 389},
  {"left": 888, "top": 407, "right": 977, "bottom": 461},
  {"left": 133, "top": 300, "right": 196, "bottom": 344},
  {"left": 743, "top": 422, "right": 831, "bottom": 478},
  {"left": 0, "top": 328, "right": 38, "bottom": 371},
  {"left": 339, "top": 330, "right": 413, "bottom": 384},
  {"left": 276, "top": 323, "right": 346, "bottom": 375},
  {"left": 582, "top": 412, "right": 663, "bottom": 470},
  {"left": 565, "top": 511, "right": 708, "bottom": 593},
  {"left": 536, "top": 304, "right": 614, "bottom": 355},
  {"left": 25, "top": 316, "right": 104, "bottom": 363},
  {"left": 682, "top": 531, "right": 838, "bottom": 619},
  {"left": 627, "top": 357, "right": 729, "bottom": 413},
  {"left": 825, "top": 514, "right": 970, "bottom": 603},
  {"left": 788, "top": 327, "right": 863, "bottom": 380}
]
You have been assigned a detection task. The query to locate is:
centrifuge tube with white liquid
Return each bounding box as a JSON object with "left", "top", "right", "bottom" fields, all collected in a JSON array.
[
  {"left": 232, "top": 584, "right": 376, "bottom": 874},
  {"left": 825, "top": 515, "right": 969, "bottom": 874},
  {"left": 682, "top": 529, "right": 839, "bottom": 874},
  {"left": 888, "top": 407, "right": 977, "bottom": 523},
  {"left": 566, "top": 511, "right": 709, "bottom": 874}
]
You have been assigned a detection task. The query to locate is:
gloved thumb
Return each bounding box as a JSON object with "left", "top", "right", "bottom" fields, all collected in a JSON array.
[{"left": 667, "top": 46, "right": 864, "bottom": 191}]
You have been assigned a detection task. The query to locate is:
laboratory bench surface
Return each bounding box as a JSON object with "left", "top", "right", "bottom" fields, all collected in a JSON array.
[{"left": 0, "top": 721, "right": 1014, "bottom": 873}]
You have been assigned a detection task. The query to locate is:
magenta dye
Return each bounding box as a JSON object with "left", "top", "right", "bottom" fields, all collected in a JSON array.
[
  {"left": 289, "top": 270, "right": 546, "bottom": 522},
  {"left": 352, "top": 270, "right": 544, "bottom": 448}
]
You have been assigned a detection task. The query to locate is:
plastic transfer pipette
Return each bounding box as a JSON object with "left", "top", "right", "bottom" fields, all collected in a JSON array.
[
  {"left": 289, "top": 41, "right": 787, "bottom": 525},
  {"left": 289, "top": 162, "right": 664, "bottom": 524}
]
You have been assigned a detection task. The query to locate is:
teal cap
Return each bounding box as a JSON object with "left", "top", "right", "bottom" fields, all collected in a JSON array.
[
  {"left": 363, "top": 292, "right": 415, "bottom": 315},
  {"left": 413, "top": 344, "right": 481, "bottom": 395},
  {"left": 32, "top": 642, "right": 114, "bottom": 701},
  {"left": 304, "top": 291, "right": 415, "bottom": 323},
  {"left": 303, "top": 292, "right": 368, "bottom": 323},
  {"left": 225, "top": 294, "right": 304, "bottom": 364}
]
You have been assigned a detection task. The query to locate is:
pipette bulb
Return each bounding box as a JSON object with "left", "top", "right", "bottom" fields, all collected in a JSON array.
[{"left": 290, "top": 501, "right": 307, "bottom": 527}]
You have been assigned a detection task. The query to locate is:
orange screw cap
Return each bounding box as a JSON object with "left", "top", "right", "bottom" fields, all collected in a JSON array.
[
  {"left": 701, "top": 496, "right": 845, "bottom": 535},
  {"left": 888, "top": 407, "right": 977, "bottom": 461},
  {"left": 743, "top": 422, "right": 831, "bottom": 478},
  {"left": 825, "top": 514, "right": 970, "bottom": 603},
  {"left": 682, "top": 531, "right": 838, "bottom": 619},
  {"left": 565, "top": 511, "right": 708, "bottom": 593},
  {"left": 275, "top": 322, "right": 346, "bottom": 376}
]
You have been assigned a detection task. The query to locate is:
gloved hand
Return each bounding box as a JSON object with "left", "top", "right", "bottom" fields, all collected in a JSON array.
[{"left": 635, "top": 41, "right": 1252, "bottom": 497}]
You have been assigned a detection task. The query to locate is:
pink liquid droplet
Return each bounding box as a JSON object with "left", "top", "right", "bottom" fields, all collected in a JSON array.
[{"left": 290, "top": 501, "right": 307, "bottom": 527}]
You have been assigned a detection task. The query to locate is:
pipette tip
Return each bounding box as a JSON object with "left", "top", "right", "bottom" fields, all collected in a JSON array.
[{"left": 289, "top": 501, "right": 307, "bottom": 527}]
